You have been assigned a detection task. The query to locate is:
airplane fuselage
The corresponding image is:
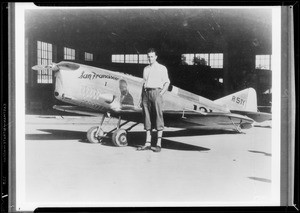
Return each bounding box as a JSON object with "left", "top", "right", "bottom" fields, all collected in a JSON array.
[
  {"left": 54, "top": 62, "right": 229, "bottom": 115},
  {"left": 51, "top": 61, "right": 257, "bottom": 130}
]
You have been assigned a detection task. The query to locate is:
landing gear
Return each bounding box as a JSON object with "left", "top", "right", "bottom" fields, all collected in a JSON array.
[
  {"left": 111, "top": 116, "right": 128, "bottom": 147},
  {"left": 86, "top": 113, "right": 139, "bottom": 146},
  {"left": 235, "top": 125, "right": 242, "bottom": 133},
  {"left": 87, "top": 126, "right": 104, "bottom": 143},
  {"left": 86, "top": 113, "right": 107, "bottom": 143},
  {"left": 228, "top": 117, "right": 243, "bottom": 133},
  {"left": 112, "top": 129, "right": 128, "bottom": 147}
]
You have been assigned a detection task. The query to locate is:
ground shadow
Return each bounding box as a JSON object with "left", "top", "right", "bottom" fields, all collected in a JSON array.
[
  {"left": 26, "top": 128, "right": 236, "bottom": 151},
  {"left": 161, "top": 138, "right": 210, "bottom": 151},
  {"left": 127, "top": 131, "right": 210, "bottom": 151},
  {"left": 248, "top": 150, "right": 272, "bottom": 157},
  {"left": 79, "top": 131, "right": 210, "bottom": 151},
  {"left": 248, "top": 177, "right": 271, "bottom": 183},
  {"left": 27, "top": 128, "right": 235, "bottom": 141},
  {"left": 26, "top": 129, "right": 86, "bottom": 141}
]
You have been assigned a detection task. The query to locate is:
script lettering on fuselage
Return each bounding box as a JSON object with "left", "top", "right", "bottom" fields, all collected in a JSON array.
[
  {"left": 78, "top": 71, "right": 119, "bottom": 81},
  {"left": 231, "top": 95, "right": 246, "bottom": 106}
]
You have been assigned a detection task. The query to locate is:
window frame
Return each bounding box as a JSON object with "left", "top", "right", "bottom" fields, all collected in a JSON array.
[
  {"left": 36, "top": 41, "right": 53, "bottom": 84},
  {"left": 125, "top": 54, "right": 138, "bottom": 64},
  {"left": 84, "top": 52, "right": 93, "bottom": 61},
  {"left": 112, "top": 54, "right": 125, "bottom": 63},
  {"left": 255, "top": 54, "right": 272, "bottom": 70},
  {"left": 64, "top": 47, "right": 76, "bottom": 60},
  {"left": 181, "top": 53, "right": 223, "bottom": 68}
]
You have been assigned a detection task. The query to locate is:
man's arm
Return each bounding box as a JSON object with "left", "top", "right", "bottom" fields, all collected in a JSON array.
[
  {"left": 139, "top": 68, "right": 147, "bottom": 107},
  {"left": 160, "top": 66, "right": 170, "bottom": 96},
  {"left": 138, "top": 84, "right": 144, "bottom": 108},
  {"left": 160, "top": 82, "right": 170, "bottom": 96}
]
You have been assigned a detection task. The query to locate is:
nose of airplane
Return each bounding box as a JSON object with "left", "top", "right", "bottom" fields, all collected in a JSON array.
[{"left": 54, "top": 72, "right": 63, "bottom": 99}]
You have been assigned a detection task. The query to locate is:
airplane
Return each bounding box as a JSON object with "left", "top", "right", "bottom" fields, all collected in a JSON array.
[{"left": 32, "top": 61, "right": 272, "bottom": 147}]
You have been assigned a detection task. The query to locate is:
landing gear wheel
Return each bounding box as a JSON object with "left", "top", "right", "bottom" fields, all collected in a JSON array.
[
  {"left": 112, "top": 129, "right": 128, "bottom": 147},
  {"left": 87, "top": 126, "right": 103, "bottom": 143}
]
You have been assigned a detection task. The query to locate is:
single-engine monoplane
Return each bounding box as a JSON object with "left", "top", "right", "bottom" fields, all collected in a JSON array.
[{"left": 32, "top": 61, "right": 271, "bottom": 146}]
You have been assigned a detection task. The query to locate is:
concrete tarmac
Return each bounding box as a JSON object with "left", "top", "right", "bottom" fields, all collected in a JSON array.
[{"left": 25, "top": 115, "right": 272, "bottom": 206}]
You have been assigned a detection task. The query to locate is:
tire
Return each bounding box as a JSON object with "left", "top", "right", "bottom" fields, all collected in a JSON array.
[
  {"left": 87, "top": 126, "right": 102, "bottom": 143},
  {"left": 112, "top": 129, "right": 128, "bottom": 147}
]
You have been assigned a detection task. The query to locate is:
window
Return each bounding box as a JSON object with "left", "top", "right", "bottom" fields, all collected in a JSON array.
[
  {"left": 181, "top": 53, "right": 194, "bottom": 65},
  {"left": 112, "top": 54, "right": 124, "bottom": 63},
  {"left": 139, "top": 54, "right": 149, "bottom": 64},
  {"left": 255, "top": 55, "right": 271, "bottom": 70},
  {"left": 125, "top": 54, "right": 138, "bottom": 63},
  {"left": 37, "top": 41, "right": 53, "bottom": 84},
  {"left": 209, "top": 53, "right": 223, "bottom": 68},
  {"left": 111, "top": 53, "right": 155, "bottom": 64},
  {"left": 85, "top": 52, "right": 93, "bottom": 61},
  {"left": 195, "top": 53, "right": 209, "bottom": 66},
  {"left": 64, "top": 47, "right": 75, "bottom": 60},
  {"left": 181, "top": 53, "right": 223, "bottom": 68}
]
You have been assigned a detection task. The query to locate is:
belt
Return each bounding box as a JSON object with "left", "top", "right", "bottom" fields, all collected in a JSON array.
[{"left": 144, "top": 88, "right": 160, "bottom": 91}]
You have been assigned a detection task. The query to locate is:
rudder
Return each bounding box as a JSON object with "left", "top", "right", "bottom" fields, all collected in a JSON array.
[{"left": 214, "top": 88, "right": 257, "bottom": 112}]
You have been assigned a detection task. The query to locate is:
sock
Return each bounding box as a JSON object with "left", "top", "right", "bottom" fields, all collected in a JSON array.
[
  {"left": 145, "top": 130, "right": 151, "bottom": 146},
  {"left": 157, "top": 130, "right": 163, "bottom": 147}
]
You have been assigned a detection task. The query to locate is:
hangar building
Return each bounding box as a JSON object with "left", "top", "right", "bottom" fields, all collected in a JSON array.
[{"left": 24, "top": 8, "right": 272, "bottom": 114}]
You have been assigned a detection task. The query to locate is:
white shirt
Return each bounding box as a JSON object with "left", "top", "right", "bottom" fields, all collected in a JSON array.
[{"left": 143, "top": 62, "right": 170, "bottom": 89}]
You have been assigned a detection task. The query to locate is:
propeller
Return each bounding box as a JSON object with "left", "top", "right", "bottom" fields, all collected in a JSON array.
[
  {"left": 32, "top": 62, "right": 80, "bottom": 71},
  {"left": 32, "top": 63, "right": 59, "bottom": 71}
]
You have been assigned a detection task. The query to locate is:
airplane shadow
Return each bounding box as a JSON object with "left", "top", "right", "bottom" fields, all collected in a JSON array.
[
  {"left": 126, "top": 131, "right": 211, "bottom": 151},
  {"left": 26, "top": 129, "right": 86, "bottom": 141},
  {"left": 25, "top": 128, "right": 235, "bottom": 152}
]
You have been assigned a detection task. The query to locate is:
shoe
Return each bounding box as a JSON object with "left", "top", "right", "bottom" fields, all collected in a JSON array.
[
  {"left": 152, "top": 146, "right": 161, "bottom": 152},
  {"left": 137, "top": 145, "right": 151, "bottom": 151}
]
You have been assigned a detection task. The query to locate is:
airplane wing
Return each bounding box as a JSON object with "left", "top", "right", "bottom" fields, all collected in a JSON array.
[
  {"left": 53, "top": 105, "right": 143, "bottom": 117},
  {"left": 53, "top": 105, "right": 254, "bottom": 130},
  {"left": 112, "top": 109, "right": 254, "bottom": 130},
  {"left": 53, "top": 105, "right": 102, "bottom": 116}
]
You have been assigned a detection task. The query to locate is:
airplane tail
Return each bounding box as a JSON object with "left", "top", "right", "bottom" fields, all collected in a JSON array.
[
  {"left": 214, "top": 88, "right": 271, "bottom": 122},
  {"left": 214, "top": 88, "right": 257, "bottom": 112}
]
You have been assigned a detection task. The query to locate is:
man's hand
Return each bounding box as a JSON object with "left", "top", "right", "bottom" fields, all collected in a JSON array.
[
  {"left": 138, "top": 99, "right": 143, "bottom": 108},
  {"left": 160, "top": 82, "right": 170, "bottom": 96}
]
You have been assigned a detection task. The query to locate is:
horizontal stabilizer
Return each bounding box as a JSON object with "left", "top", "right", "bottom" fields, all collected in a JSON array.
[{"left": 230, "top": 110, "right": 272, "bottom": 123}]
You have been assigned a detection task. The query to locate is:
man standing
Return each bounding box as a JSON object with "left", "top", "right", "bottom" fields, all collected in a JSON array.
[{"left": 137, "top": 48, "right": 170, "bottom": 152}]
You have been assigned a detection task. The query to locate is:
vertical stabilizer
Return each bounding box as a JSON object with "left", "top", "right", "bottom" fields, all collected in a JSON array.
[{"left": 214, "top": 88, "right": 257, "bottom": 112}]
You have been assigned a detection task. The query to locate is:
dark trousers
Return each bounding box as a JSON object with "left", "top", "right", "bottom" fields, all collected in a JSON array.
[{"left": 142, "top": 88, "right": 164, "bottom": 131}]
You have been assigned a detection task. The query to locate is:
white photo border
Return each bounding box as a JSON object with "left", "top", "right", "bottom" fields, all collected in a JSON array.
[{"left": 14, "top": 3, "right": 281, "bottom": 211}]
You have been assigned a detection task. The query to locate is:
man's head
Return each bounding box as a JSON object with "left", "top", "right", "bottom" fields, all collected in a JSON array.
[
  {"left": 119, "top": 79, "right": 128, "bottom": 95},
  {"left": 147, "top": 48, "right": 158, "bottom": 65}
]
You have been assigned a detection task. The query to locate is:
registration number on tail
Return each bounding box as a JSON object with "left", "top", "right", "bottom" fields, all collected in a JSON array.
[{"left": 232, "top": 96, "right": 246, "bottom": 106}]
